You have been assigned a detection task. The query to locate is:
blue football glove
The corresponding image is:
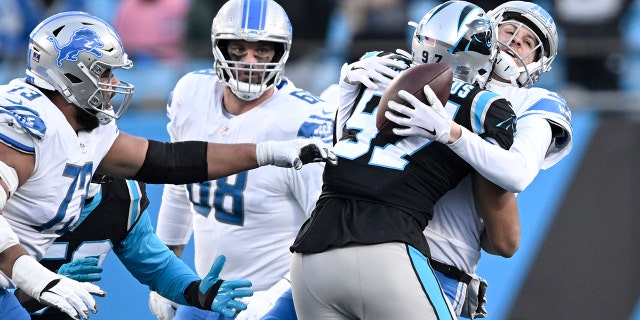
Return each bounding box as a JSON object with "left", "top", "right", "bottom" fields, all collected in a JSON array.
[
  {"left": 57, "top": 257, "right": 103, "bottom": 283},
  {"left": 183, "top": 255, "right": 253, "bottom": 318}
]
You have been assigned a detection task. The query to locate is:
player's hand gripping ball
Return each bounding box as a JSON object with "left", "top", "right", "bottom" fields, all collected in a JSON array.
[{"left": 376, "top": 63, "right": 453, "bottom": 135}]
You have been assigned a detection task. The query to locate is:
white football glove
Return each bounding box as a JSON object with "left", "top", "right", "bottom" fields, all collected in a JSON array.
[
  {"left": 236, "top": 275, "right": 291, "bottom": 320},
  {"left": 256, "top": 139, "right": 337, "bottom": 170},
  {"left": 341, "top": 50, "right": 412, "bottom": 91},
  {"left": 12, "top": 255, "right": 105, "bottom": 320},
  {"left": 385, "top": 85, "right": 452, "bottom": 144},
  {"left": 236, "top": 291, "right": 275, "bottom": 320},
  {"left": 149, "top": 291, "right": 178, "bottom": 320}
]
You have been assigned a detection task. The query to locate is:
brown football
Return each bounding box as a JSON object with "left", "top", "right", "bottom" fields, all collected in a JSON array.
[{"left": 376, "top": 63, "right": 453, "bottom": 135}]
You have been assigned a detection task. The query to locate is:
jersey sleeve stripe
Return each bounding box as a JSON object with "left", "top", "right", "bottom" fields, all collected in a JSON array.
[
  {"left": 0, "top": 134, "right": 35, "bottom": 154},
  {"left": 125, "top": 179, "right": 144, "bottom": 231},
  {"left": 471, "top": 91, "right": 499, "bottom": 134}
]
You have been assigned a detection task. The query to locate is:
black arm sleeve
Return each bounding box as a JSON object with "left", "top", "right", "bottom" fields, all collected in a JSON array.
[{"left": 132, "top": 140, "right": 208, "bottom": 184}]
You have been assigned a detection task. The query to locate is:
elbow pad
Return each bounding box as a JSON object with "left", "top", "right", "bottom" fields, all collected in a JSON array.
[{"left": 133, "top": 140, "right": 208, "bottom": 184}]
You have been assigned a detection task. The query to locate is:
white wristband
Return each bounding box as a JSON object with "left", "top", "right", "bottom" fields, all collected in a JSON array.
[
  {"left": 0, "top": 160, "right": 19, "bottom": 194},
  {"left": 12, "top": 255, "right": 60, "bottom": 302},
  {"left": 0, "top": 187, "right": 7, "bottom": 210},
  {"left": 0, "top": 215, "right": 19, "bottom": 252},
  {"left": 255, "top": 141, "right": 273, "bottom": 167}
]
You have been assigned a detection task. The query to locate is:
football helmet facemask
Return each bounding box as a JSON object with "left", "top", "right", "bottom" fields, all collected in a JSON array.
[
  {"left": 26, "top": 11, "right": 134, "bottom": 125},
  {"left": 211, "top": 0, "right": 292, "bottom": 101},
  {"left": 488, "top": 1, "right": 558, "bottom": 87},
  {"left": 411, "top": 1, "right": 497, "bottom": 86}
]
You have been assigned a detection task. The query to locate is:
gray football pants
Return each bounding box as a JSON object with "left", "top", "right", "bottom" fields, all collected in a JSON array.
[{"left": 290, "top": 242, "right": 456, "bottom": 320}]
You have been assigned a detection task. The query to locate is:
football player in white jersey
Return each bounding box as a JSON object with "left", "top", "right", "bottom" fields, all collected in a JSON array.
[
  {"left": 0, "top": 10, "right": 336, "bottom": 320},
  {"left": 384, "top": 1, "right": 573, "bottom": 318},
  {"left": 15, "top": 177, "right": 252, "bottom": 320},
  {"left": 149, "top": 1, "right": 334, "bottom": 319}
]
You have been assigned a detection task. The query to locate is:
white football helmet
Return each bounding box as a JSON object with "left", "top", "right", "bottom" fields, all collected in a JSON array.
[
  {"left": 488, "top": 1, "right": 558, "bottom": 87},
  {"left": 211, "top": 0, "right": 292, "bottom": 101},
  {"left": 26, "top": 11, "right": 134, "bottom": 125},
  {"left": 411, "top": 1, "right": 497, "bottom": 85}
]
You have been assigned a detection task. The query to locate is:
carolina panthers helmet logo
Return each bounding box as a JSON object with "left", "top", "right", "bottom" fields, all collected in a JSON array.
[
  {"left": 48, "top": 27, "right": 104, "bottom": 67},
  {"left": 452, "top": 18, "right": 493, "bottom": 56}
]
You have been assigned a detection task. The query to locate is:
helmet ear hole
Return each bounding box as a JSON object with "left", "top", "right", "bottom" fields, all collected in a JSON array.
[{"left": 65, "top": 73, "right": 82, "bottom": 84}]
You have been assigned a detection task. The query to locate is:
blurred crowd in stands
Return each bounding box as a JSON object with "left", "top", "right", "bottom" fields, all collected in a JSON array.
[{"left": 2, "top": 0, "right": 640, "bottom": 110}]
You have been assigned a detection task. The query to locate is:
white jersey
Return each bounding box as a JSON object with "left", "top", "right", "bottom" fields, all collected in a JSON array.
[
  {"left": 156, "top": 70, "right": 334, "bottom": 290},
  {"left": 0, "top": 79, "right": 118, "bottom": 288},
  {"left": 426, "top": 80, "right": 573, "bottom": 273}
]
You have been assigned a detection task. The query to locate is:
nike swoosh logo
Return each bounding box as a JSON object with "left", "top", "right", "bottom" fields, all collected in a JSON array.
[
  {"left": 351, "top": 66, "right": 365, "bottom": 71},
  {"left": 417, "top": 125, "right": 436, "bottom": 136}
]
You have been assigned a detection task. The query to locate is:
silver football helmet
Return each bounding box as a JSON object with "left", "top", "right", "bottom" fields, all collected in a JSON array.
[
  {"left": 211, "top": 0, "right": 292, "bottom": 101},
  {"left": 26, "top": 11, "right": 134, "bottom": 125},
  {"left": 411, "top": 1, "right": 497, "bottom": 85},
  {"left": 488, "top": 1, "right": 558, "bottom": 87}
]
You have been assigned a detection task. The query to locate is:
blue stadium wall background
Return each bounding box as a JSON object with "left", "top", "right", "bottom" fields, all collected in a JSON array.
[{"left": 96, "top": 109, "right": 640, "bottom": 320}]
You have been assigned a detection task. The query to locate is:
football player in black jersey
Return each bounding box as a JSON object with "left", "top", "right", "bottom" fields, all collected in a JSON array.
[
  {"left": 288, "top": 2, "right": 518, "bottom": 319},
  {"left": 14, "top": 177, "right": 253, "bottom": 319}
]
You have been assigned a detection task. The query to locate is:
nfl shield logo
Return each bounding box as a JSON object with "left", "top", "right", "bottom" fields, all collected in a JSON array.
[
  {"left": 32, "top": 51, "right": 41, "bottom": 62},
  {"left": 219, "top": 125, "right": 229, "bottom": 136}
]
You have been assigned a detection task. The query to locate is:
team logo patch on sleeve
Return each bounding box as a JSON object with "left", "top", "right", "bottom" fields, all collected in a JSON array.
[
  {"left": 0, "top": 105, "right": 46, "bottom": 139},
  {"left": 298, "top": 115, "right": 333, "bottom": 143}
]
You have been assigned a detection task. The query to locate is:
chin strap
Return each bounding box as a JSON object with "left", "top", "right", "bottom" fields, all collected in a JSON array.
[{"left": 493, "top": 51, "right": 520, "bottom": 87}]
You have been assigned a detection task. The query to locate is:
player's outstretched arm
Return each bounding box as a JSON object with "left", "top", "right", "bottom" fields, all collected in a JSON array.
[
  {"left": 388, "top": 85, "right": 549, "bottom": 194},
  {"left": 255, "top": 139, "right": 337, "bottom": 170},
  {"left": 183, "top": 255, "right": 253, "bottom": 319},
  {"left": 100, "top": 133, "right": 336, "bottom": 184},
  {"left": 113, "top": 212, "right": 250, "bottom": 319}
]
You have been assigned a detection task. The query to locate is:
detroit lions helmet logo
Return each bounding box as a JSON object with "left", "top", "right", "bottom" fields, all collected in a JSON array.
[{"left": 48, "top": 27, "right": 104, "bottom": 67}]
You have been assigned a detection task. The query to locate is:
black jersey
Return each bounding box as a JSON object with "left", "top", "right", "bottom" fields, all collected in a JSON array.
[
  {"left": 29, "top": 178, "right": 148, "bottom": 319},
  {"left": 291, "top": 79, "right": 516, "bottom": 257}
]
